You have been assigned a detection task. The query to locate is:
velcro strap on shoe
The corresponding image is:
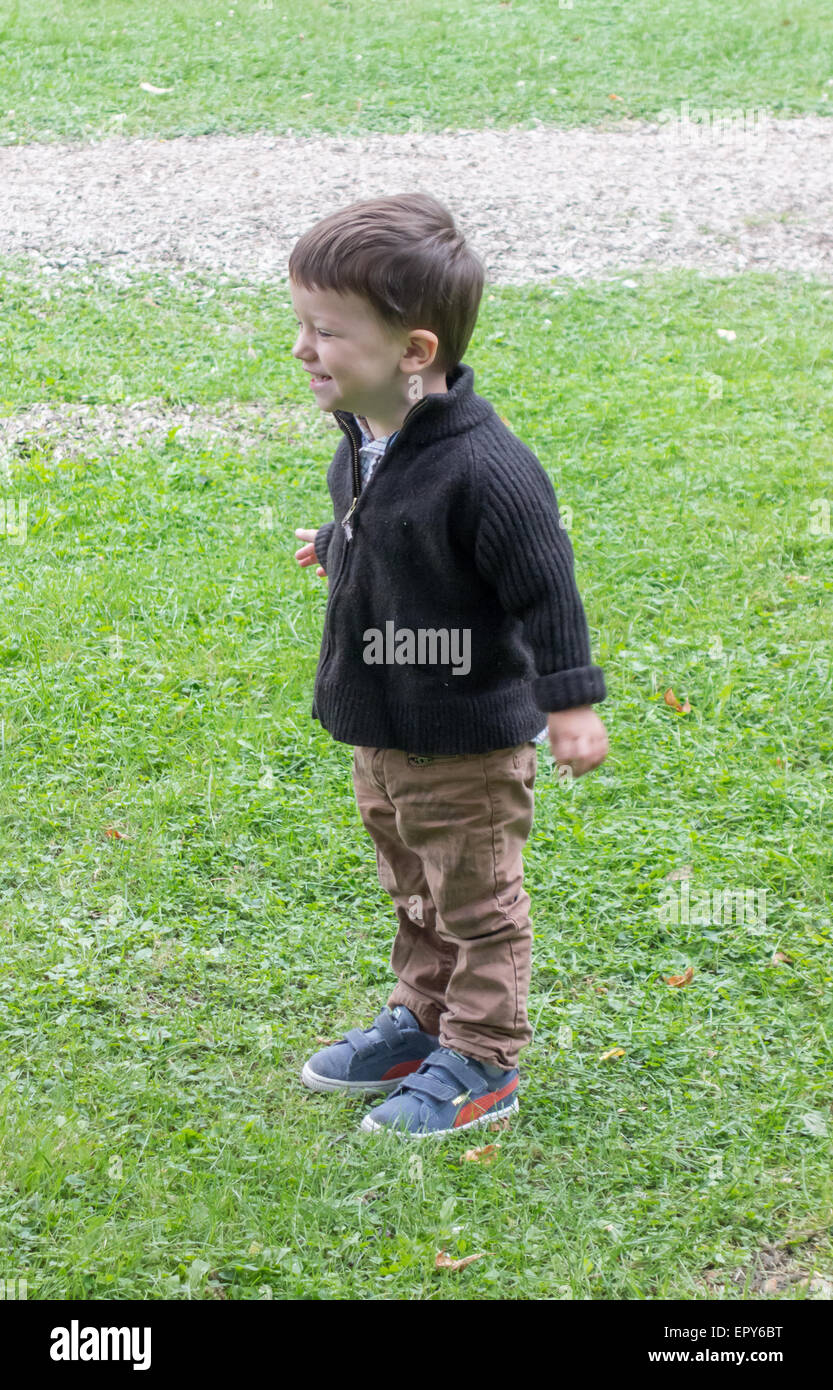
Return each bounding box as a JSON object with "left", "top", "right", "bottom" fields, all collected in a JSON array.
[
  {"left": 373, "top": 1008, "right": 402, "bottom": 1049},
  {"left": 344, "top": 1009, "right": 401, "bottom": 1058},
  {"left": 427, "top": 1051, "right": 494, "bottom": 1095},
  {"left": 398, "top": 1071, "right": 460, "bottom": 1103},
  {"left": 345, "top": 1027, "right": 376, "bottom": 1057}
]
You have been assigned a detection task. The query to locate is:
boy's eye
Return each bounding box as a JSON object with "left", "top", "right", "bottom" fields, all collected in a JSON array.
[{"left": 294, "top": 321, "right": 331, "bottom": 337}]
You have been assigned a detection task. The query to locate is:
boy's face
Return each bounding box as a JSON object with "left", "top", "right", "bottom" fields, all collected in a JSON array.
[{"left": 289, "top": 278, "right": 425, "bottom": 419}]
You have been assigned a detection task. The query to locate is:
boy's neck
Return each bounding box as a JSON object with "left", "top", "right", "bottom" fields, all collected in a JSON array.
[{"left": 359, "top": 367, "right": 449, "bottom": 440}]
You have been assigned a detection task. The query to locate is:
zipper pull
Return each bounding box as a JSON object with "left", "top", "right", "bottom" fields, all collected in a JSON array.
[{"left": 341, "top": 496, "right": 357, "bottom": 541}]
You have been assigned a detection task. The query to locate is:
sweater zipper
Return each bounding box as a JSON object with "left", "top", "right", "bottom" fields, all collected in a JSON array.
[
  {"left": 342, "top": 396, "right": 429, "bottom": 542},
  {"left": 320, "top": 396, "right": 432, "bottom": 668}
]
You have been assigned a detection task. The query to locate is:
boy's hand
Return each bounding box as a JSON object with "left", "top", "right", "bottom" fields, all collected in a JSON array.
[
  {"left": 294, "top": 527, "right": 327, "bottom": 581},
  {"left": 547, "top": 705, "right": 608, "bottom": 779}
]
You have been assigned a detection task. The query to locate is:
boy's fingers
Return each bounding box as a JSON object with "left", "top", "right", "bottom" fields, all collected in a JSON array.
[
  {"left": 574, "top": 744, "right": 607, "bottom": 777},
  {"left": 550, "top": 736, "right": 607, "bottom": 778}
]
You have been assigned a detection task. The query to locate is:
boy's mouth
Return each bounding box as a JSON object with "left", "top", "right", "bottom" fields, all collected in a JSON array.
[{"left": 308, "top": 372, "right": 333, "bottom": 391}]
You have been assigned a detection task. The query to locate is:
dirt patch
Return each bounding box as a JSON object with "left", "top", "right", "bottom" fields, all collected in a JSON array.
[{"left": 699, "top": 1230, "right": 832, "bottom": 1298}]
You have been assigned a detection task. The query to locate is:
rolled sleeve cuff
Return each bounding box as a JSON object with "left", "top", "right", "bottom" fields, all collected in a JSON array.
[{"left": 533, "top": 664, "right": 607, "bottom": 713}]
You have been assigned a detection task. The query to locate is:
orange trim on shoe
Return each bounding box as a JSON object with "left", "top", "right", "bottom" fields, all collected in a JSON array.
[{"left": 454, "top": 1075, "right": 519, "bottom": 1127}]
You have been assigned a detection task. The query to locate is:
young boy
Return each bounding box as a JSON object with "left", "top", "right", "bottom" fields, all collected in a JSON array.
[{"left": 291, "top": 193, "right": 608, "bottom": 1139}]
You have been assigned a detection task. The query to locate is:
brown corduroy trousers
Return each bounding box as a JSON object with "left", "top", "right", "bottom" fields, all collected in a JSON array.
[{"left": 351, "top": 740, "right": 538, "bottom": 1070}]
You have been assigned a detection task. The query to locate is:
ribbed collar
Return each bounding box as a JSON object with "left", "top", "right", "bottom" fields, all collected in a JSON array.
[{"left": 332, "top": 362, "right": 493, "bottom": 450}]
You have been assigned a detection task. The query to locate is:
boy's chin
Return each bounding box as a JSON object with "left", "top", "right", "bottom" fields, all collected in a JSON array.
[{"left": 313, "top": 381, "right": 344, "bottom": 407}]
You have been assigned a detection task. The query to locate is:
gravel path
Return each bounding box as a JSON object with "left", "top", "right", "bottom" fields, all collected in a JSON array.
[
  {"left": 0, "top": 398, "right": 339, "bottom": 474},
  {"left": 2, "top": 117, "right": 830, "bottom": 462},
  {"left": 1, "top": 118, "right": 832, "bottom": 286}
]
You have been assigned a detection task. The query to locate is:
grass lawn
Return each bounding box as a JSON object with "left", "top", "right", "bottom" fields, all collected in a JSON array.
[
  {"left": 0, "top": 260, "right": 831, "bottom": 1298},
  {"left": 0, "top": 0, "right": 832, "bottom": 143}
]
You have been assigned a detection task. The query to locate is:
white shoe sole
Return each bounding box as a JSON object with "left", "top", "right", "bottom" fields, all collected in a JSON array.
[
  {"left": 359, "top": 1096, "right": 519, "bottom": 1139},
  {"left": 301, "top": 1061, "right": 410, "bottom": 1095}
]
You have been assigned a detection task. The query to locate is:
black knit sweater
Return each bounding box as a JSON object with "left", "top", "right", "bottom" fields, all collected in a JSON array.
[{"left": 310, "top": 362, "right": 606, "bottom": 754}]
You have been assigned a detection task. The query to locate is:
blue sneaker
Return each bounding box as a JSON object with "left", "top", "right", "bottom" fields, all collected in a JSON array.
[
  {"left": 301, "top": 1005, "right": 440, "bottom": 1095},
  {"left": 359, "top": 1046, "right": 519, "bottom": 1139}
]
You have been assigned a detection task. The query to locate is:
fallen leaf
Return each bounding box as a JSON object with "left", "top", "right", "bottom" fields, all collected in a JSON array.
[
  {"left": 664, "top": 688, "right": 692, "bottom": 713},
  {"left": 716, "top": 328, "right": 737, "bottom": 342},
  {"left": 140, "top": 82, "right": 174, "bottom": 95},
  {"left": 771, "top": 950, "right": 792, "bottom": 965},
  {"left": 314, "top": 1036, "right": 334, "bottom": 1045},
  {"left": 104, "top": 826, "right": 127, "bottom": 839},
  {"left": 666, "top": 864, "right": 693, "bottom": 880},
  {"left": 666, "top": 966, "right": 694, "bottom": 987},
  {"left": 488, "top": 1117, "right": 511, "bottom": 1133},
  {"left": 435, "top": 1250, "right": 487, "bottom": 1271},
  {"left": 461, "top": 1143, "right": 500, "bottom": 1163},
  {"left": 600, "top": 1047, "right": 626, "bottom": 1061}
]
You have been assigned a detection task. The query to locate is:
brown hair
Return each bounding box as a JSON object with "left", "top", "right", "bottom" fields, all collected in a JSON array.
[{"left": 288, "top": 193, "right": 485, "bottom": 374}]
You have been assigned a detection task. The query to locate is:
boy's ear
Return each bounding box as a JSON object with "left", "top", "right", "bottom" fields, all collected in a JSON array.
[{"left": 402, "top": 329, "right": 440, "bottom": 371}]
